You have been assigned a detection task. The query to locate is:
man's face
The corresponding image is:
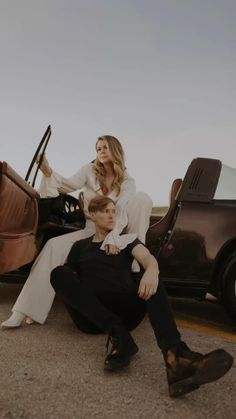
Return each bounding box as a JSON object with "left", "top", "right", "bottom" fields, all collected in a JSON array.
[{"left": 91, "top": 202, "right": 116, "bottom": 231}]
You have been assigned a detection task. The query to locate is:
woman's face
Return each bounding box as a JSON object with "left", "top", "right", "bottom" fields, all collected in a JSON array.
[{"left": 96, "top": 139, "right": 113, "bottom": 165}]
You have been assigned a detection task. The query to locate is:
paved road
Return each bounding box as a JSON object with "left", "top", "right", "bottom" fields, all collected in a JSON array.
[
  {"left": 0, "top": 284, "right": 236, "bottom": 419},
  {"left": 172, "top": 297, "right": 236, "bottom": 341}
]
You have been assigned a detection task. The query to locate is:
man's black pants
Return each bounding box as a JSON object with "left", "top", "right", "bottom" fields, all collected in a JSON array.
[{"left": 50, "top": 266, "right": 181, "bottom": 355}]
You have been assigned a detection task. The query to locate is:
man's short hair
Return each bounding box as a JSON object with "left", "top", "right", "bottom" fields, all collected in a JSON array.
[{"left": 88, "top": 196, "right": 115, "bottom": 213}]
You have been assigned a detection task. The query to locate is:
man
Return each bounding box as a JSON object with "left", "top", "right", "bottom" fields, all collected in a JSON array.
[{"left": 50, "top": 196, "right": 233, "bottom": 398}]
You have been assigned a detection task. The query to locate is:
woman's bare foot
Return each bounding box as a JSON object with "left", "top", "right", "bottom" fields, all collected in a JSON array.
[{"left": 25, "top": 317, "right": 35, "bottom": 325}]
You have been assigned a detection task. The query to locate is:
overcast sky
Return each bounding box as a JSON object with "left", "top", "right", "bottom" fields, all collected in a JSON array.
[{"left": 1, "top": 0, "right": 236, "bottom": 205}]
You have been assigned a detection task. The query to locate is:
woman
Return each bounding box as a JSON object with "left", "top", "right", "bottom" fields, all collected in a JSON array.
[{"left": 1, "top": 135, "right": 153, "bottom": 328}]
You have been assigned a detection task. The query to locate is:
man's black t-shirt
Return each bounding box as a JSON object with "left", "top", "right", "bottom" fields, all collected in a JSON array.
[{"left": 66, "top": 236, "right": 142, "bottom": 291}]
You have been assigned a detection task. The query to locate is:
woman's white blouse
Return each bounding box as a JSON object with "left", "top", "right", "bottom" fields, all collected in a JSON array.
[{"left": 38, "top": 163, "right": 137, "bottom": 247}]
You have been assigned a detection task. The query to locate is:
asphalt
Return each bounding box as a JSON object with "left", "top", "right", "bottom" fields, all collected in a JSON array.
[{"left": 0, "top": 283, "right": 236, "bottom": 419}]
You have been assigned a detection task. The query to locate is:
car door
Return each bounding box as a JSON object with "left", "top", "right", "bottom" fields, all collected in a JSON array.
[
  {"left": 158, "top": 157, "right": 221, "bottom": 298},
  {"left": 0, "top": 125, "right": 51, "bottom": 274}
]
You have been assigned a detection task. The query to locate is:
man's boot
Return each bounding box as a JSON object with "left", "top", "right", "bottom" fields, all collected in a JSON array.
[
  {"left": 165, "top": 342, "right": 233, "bottom": 397},
  {"left": 104, "top": 324, "right": 138, "bottom": 372}
]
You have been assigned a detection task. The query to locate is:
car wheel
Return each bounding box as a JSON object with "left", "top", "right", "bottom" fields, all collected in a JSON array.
[{"left": 220, "top": 254, "right": 236, "bottom": 322}]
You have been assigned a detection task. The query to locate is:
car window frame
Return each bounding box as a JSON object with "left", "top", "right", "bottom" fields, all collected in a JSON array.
[
  {"left": 25, "top": 125, "right": 51, "bottom": 188},
  {"left": 214, "top": 163, "right": 236, "bottom": 200}
]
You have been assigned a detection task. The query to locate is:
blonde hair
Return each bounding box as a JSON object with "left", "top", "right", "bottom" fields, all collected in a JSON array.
[{"left": 93, "top": 135, "right": 126, "bottom": 196}]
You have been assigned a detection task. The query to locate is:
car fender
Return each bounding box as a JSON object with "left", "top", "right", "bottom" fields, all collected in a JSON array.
[{"left": 212, "top": 238, "right": 236, "bottom": 294}]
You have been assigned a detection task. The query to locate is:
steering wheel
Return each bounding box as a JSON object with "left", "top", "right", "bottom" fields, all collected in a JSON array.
[
  {"left": 62, "top": 194, "right": 82, "bottom": 214},
  {"left": 59, "top": 193, "right": 85, "bottom": 226}
]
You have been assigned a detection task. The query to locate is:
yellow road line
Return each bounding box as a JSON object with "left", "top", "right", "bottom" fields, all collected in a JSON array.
[{"left": 176, "top": 318, "right": 236, "bottom": 341}]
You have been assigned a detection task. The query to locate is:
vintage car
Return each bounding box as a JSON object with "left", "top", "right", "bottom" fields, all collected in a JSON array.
[{"left": 1, "top": 126, "right": 236, "bottom": 322}]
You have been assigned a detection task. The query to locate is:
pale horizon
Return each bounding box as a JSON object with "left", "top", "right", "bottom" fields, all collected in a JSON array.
[{"left": 1, "top": 1, "right": 235, "bottom": 205}]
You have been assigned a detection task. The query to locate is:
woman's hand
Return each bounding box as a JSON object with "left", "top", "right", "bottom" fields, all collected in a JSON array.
[
  {"left": 36, "top": 154, "right": 52, "bottom": 177},
  {"left": 104, "top": 244, "right": 121, "bottom": 255}
]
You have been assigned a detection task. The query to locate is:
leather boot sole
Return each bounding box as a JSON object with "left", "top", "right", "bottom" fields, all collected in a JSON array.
[{"left": 169, "top": 349, "right": 233, "bottom": 397}]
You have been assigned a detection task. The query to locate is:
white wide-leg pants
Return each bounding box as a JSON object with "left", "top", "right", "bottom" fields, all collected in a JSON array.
[{"left": 12, "top": 192, "right": 153, "bottom": 323}]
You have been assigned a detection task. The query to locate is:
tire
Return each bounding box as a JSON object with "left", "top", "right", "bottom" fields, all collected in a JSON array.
[{"left": 220, "top": 254, "right": 236, "bottom": 322}]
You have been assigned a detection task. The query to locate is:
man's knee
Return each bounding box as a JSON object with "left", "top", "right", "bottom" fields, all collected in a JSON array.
[{"left": 50, "top": 265, "right": 68, "bottom": 289}]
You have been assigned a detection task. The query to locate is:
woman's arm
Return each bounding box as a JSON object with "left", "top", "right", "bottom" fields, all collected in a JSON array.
[
  {"left": 114, "top": 172, "right": 136, "bottom": 233},
  {"left": 116, "top": 172, "right": 136, "bottom": 210},
  {"left": 38, "top": 162, "right": 91, "bottom": 198}
]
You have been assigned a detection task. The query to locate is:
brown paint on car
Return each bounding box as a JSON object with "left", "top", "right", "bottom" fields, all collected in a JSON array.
[{"left": 0, "top": 162, "right": 39, "bottom": 273}]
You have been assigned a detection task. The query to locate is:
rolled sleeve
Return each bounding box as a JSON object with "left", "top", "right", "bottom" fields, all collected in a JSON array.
[{"left": 100, "top": 230, "right": 137, "bottom": 250}]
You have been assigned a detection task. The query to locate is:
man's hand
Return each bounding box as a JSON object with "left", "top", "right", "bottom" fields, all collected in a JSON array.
[
  {"left": 36, "top": 154, "right": 52, "bottom": 177},
  {"left": 131, "top": 243, "right": 160, "bottom": 300},
  {"left": 105, "top": 244, "right": 121, "bottom": 255},
  {"left": 138, "top": 271, "right": 159, "bottom": 300}
]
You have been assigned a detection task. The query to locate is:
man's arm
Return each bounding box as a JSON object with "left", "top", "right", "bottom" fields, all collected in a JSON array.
[
  {"left": 65, "top": 241, "right": 81, "bottom": 272},
  {"left": 131, "top": 244, "right": 159, "bottom": 301}
]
